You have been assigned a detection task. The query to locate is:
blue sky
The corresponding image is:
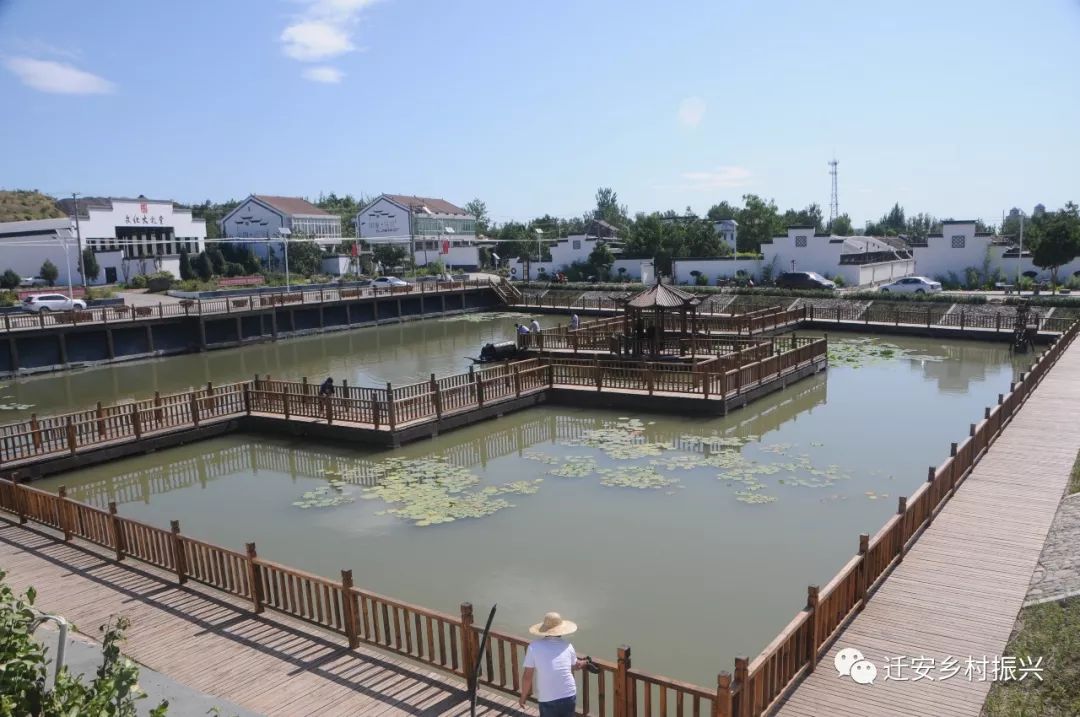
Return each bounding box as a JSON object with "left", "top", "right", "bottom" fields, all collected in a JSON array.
[{"left": 1, "top": 0, "right": 1078, "bottom": 227}]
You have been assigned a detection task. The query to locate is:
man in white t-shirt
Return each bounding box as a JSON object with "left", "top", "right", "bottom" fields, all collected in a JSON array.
[{"left": 519, "top": 612, "right": 587, "bottom": 716}]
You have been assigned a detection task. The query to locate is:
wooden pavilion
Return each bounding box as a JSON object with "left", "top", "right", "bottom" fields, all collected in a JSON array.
[{"left": 619, "top": 281, "right": 701, "bottom": 357}]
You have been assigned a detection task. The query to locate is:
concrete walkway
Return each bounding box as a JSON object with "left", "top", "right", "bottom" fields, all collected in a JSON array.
[
  {"left": 1025, "top": 491, "right": 1080, "bottom": 606},
  {"left": 775, "top": 337, "right": 1080, "bottom": 717}
]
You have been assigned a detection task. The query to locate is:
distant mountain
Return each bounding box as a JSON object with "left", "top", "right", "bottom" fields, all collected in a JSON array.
[{"left": 0, "top": 190, "right": 65, "bottom": 222}]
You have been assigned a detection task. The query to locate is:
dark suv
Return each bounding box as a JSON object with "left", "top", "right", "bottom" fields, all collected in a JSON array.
[{"left": 774, "top": 271, "right": 837, "bottom": 290}]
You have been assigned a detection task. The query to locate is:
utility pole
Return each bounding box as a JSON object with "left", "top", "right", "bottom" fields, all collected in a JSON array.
[
  {"left": 1017, "top": 213, "right": 1024, "bottom": 290},
  {"left": 828, "top": 159, "right": 839, "bottom": 230},
  {"left": 72, "top": 193, "right": 86, "bottom": 288}
]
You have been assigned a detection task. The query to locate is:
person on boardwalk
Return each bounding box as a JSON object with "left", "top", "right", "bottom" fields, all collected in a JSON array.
[
  {"left": 516, "top": 323, "right": 531, "bottom": 335},
  {"left": 570, "top": 313, "right": 580, "bottom": 330},
  {"left": 530, "top": 318, "right": 542, "bottom": 334},
  {"left": 318, "top": 377, "right": 335, "bottom": 396},
  {"left": 519, "top": 612, "right": 587, "bottom": 716}
]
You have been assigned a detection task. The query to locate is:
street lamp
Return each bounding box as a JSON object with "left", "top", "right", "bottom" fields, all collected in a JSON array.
[
  {"left": 71, "top": 193, "right": 86, "bottom": 288},
  {"left": 1017, "top": 212, "right": 1025, "bottom": 291},
  {"left": 443, "top": 226, "right": 455, "bottom": 274},
  {"left": 277, "top": 228, "right": 292, "bottom": 291},
  {"left": 532, "top": 228, "right": 543, "bottom": 281}
]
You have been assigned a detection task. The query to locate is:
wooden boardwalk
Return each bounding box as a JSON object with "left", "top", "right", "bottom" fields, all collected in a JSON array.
[
  {"left": 774, "top": 335, "right": 1080, "bottom": 716},
  {"left": 0, "top": 520, "right": 527, "bottom": 717}
]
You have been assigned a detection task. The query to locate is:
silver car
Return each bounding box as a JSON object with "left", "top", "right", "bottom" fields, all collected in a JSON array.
[
  {"left": 22, "top": 294, "right": 88, "bottom": 312},
  {"left": 879, "top": 276, "right": 942, "bottom": 295}
]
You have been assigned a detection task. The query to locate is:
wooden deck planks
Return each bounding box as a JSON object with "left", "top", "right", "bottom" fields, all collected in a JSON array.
[
  {"left": 773, "top": 338, "right": 1080, "bottom": 717},
  {"left": 0, "top": 522, "right": 528, "bottom": 716}
]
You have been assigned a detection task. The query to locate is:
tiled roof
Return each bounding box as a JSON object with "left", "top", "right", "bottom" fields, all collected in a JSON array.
[
  {"left": 625, "top": 282, "right": 700, "bottom": 309},
  {"left": 384, "top": 195, "right": 468, "bottom": 216},
  {"left": 254, "top": 195, "right": 333, "bottom": 217}
]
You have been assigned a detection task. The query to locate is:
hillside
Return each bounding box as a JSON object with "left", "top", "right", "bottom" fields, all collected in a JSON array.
[{"left": 0, "top": 190, "right": 65, "bottom": 222}]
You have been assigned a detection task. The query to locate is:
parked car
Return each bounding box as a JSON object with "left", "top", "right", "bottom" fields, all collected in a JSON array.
[
  {"left": 17, "top": 276, "right": 48, "bottom": 288},
  {"left": 22, "top": 294, "right": 87, "bottom": 312},
  {"left": 774, "top": 272, "right": 836, "bottom": 290},
  {"left": 371, "top": 276, "right": 409, "bottom": 288},
  {"left": 415, "top": 273, "right": 453, "bottom": 284},
  {"left": 878, "top": 276, "right": 942, "bottom": 294}
]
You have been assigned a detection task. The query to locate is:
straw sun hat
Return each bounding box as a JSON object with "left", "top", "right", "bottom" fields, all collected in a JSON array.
[{"left": 529, "top": 612, "right": 578, "bottom": 637}]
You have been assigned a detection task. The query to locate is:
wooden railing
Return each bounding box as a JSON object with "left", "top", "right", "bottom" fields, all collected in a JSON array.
[
  {"left": 728, "top": 317, "right": 1080, "bottom": 716},
  {"left": 0, "top": 278, "right": 499, "bottom": 334},
  {"left": 1, "top": 321, "right": 1076, "bottom": 716},
  {"left": 805, "top": 303, "right": 1071, "bottom": 333},
  {"left": 0, "top": 480, "right": 717, "bottom": 716}
]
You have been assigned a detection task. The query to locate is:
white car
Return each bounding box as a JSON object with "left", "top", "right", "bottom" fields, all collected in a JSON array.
[
  {"left": 22, "top": 294, "right": 87, "bottom": 312},
  {"left": 372, "top": 276, "right": 409, "bottom": 288},
  {"left": 879, "top": 276, "right": 942, "bottom": 295}
]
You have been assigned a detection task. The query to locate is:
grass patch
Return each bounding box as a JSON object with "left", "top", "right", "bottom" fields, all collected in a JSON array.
[
  {"left": 984, "top": 596, "right": 1080, "bottom": 717},
  {"left": 1071, "top": 449, "right": 1080, "bottom": 495},
  {"left": 0, "top": 189, "right": 65, "bottom": 222}
]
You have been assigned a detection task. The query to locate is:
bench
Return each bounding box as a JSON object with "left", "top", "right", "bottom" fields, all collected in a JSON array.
[{"left": 995, "top": 282, "right": 1016, "bottom": 294}]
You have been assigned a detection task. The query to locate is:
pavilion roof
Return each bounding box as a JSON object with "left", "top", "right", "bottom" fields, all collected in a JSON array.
[{"left": 624, "top": 282, "right": 700, "bottom": 309}]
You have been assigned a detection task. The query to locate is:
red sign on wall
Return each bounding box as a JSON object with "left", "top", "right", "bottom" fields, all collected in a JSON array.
[
  {"left": 140, "top": 202, "right": 148, "bottom": 213},
  {"left": 440, "top": 240, "right": 450, "bottom": 255}
]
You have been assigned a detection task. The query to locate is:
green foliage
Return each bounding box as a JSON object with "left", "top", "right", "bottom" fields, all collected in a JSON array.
[
  {"left": 984, "top": 596, "right": 1080, "bottom": 717},
  {"left": 594, "top": 187, "right": 627, "bottom": 228},
  {"left": 193, "top": 252, "right": 213, "bottom": 282},
  {"left": 39, "top": 260, "right": 58, "bottom": 286},
  {"left": 126, "top": 275, "right": 148, "bottom": 290},
  {"left": 316, "top": 192, "right": 371, "bottom": 237},
  {"left": 831, "top": 275, "right": 845, "bottom": 288},
  {"left": 223, "top": 262, "right": 245, "bottom": 277},
  {"left": 206, "top": 246, "right": 226, "bottom": 276},
  {"left": 286, "top": 241, "right": 324, "bottom": 277},
  {"left": 80, "top": 249, "right": 101, "bottom": 282},
  {"left": 464, "top": 199, "right": 489, "bottom": 235},
  {"left": 587, "top": 242, "right": 615, "bottom": 279},
  {"left": 178, "top": 250, "right": 193, "bottom": 281},
  {"left": 0, "top": 570, "right": 168, "bottom": 716},
  {"left": 187, "top": 199, "right": 241, "bottom": 240},
  {"left": 372, "top": 244, "right": 409, "bottom": 272},
  {"left": 0, "top": 269, "right": 20, "bottom": 290},
  {"left": 829, "top": 213, "right": 854, "bottom": 235},
  {"left": 694, "top": 273, "right": 709, "bottom": 286},
  {"left": 0, "top": 189, "right": 66, "bottom": 222},
  {"left": 1032, "top": 203, "right": 1080, "bottom": 288}
]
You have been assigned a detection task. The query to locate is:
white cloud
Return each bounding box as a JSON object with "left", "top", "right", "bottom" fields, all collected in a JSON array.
[
  {"left": 678, "top": 166, "right": 752, "bottom": 191},
  {"left": 302, "top": 65, "right": 344, "bottom": 83},
  {"left": 281, "top": 21, "right": 354, "bottom": 61},
  {"left": 4, "top": 57, "right": 114, "bottom": 95},
  {"left": 280, "top": 0, "right": 380, "bottom": 66},
  {"left": 677, "top": 96, "right": 706, "bottom": 128}
]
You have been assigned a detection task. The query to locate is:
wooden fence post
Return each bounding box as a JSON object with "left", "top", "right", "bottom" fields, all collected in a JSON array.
[
  {"left": 594, "top": 359, "right": 603, "bottom": 391},
  {"left": 96, "top": 402, "right": 105, "bottom": 439},
  {"left": 190, "top": 392, "right": 200, "bottom": 426},
  {"left": 130, "top": 403, "right": 142, "bottom": 439},
  {"left": 615, "top": 645, "right": 632, "bottom": 717},
  {"left": 325, "top": 395, "right": 334, "bottom": 425},
  {"left": 341, "top": 570, "right": 360, "bottom": 648},
  {"left": 897, "top": 497, "right": 908, "bottom": 560},
  {"left": 856, "top": 533, "right": 870, "bottom": 608},
  {"left": 57, "top": 486, "right": 72, "bottom": 541},
  {"left": 734, "top": 657, "right": 749, "bottom": 717},
  {"left": 170, "top": 520, "right": 187, "bottom": 584},
  {"left": 109, "top": 501, "right": 124, "bottom": 560},
  {"left": 243, "top": 384, "right": 252, "bottom": 415},
  {"left": 513, "top": 365, "right": 522, "bottom": 397},
  {"left": 154, "top": 391, "right": 163, "bottom": 425},
  {"left": 806, "top": 585, "right": 820, "bottom": 668},
  {"left": 245, "top": 542, "right": 264, "bottom": 614},
  {"left": 386, "top": 382, "right": 397, "bottom": 429},
  {"left": 547, "top": 362, "right": 555, "bottom": 388},
  {"left": 715, "top": 672, "right": 733, "bottom": 717},
  {"left": 65, "top": 418, "right": 77, "bottom": 456},
  {"left": 460, "top": 602, "right": 477, "bottom": 693},
  {"left": 431, "top": 374, "right": 443, "bottom": 419},
  {"left": 30, "top": 414, "right": 42, "bottom": 451}
]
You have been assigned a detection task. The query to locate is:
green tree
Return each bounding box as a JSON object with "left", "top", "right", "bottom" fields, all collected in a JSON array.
[
  {"left": 0, "top": 269, "right": 20, "bottom": 289},
  {"left": 464, "top": 199, "right": 490, "bottom": 235},
  {"left": 587, "top": 242, "right": 615, "bottom": 279},
  {"left": 1031, "top": 203, "right": 1080, "bottom": 291},
  {"left": 286, "top": 241, "right": 325, "bottom": 276},
  {"left": 372, "top": 244, "right": 409, "bottom": 272},
  {"left": 193, "top": 252, "right": 213, "bottom": 282},
  {"left": 80, "top": 248, "right": 101, "bottom": 282},
  {"left": 706, "top": 201, "right": 740, "bottom": 222},
  {"left": 781, "top": 203, "right": 824, "bottom": 232},
  {"left": 829, "top": 214, "right": 854, "bottom": 235},
  {"left": 39, "top": 259, "right": 58, "bottom": 286},
  {"left": 682, "top": 219, "right": 726, "bottom": 257},
  {"left": 178, "top": 249, "right": 194, "bottom": 281},
  {"left": 206, "top": 246, "right": 226, "bottom": 275},
  {"left": 594, "top": 187, "right": 627, "bottom": 228},
  {"left": 736, "top": 194, "right": 782, "bottom": 252}
]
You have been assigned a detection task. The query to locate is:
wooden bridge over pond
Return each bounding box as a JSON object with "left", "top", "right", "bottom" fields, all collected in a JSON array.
[
  {"left": 0, "top": 321, "right": 1075, "bottom": 716},
  {"left": 0, "top": 336, "right": 827, "bottom": 479}
]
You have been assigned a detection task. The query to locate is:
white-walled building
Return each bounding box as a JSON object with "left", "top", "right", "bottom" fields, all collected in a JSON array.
[
  {"left": 714, "top": 219, "right": 738, "bottom": 253},
  {"left": 220, "top": 195, "right": 341, "bottom": 244},
  {"left": 356, "top": 194, "right": 479, "bottom": 269},
  {"left": 0, "top": 196, "right": 205, "bottom": 286},
  {"left": 905, "top": 220, "right": 1061, "bottom": 282},
  {"left": 507, "top": 232, "right": 623, "bottom": 280}
]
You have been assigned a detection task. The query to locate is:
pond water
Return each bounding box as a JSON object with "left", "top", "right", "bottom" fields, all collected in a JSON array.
[
  {"left": 30, "top": 326, "right": 1026, "bottom": 685},
  {"left": 0, "top": 311, "right": 546, "bottom": 420}
]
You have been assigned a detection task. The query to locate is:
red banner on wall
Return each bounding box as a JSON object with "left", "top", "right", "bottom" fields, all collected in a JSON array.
[{"left": 441, "top": 240, "right": 450, "bottom": 255}]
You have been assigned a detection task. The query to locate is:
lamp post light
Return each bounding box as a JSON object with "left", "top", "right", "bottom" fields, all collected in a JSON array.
[
  {"left": 533, "top": 228, "right": 544, "bottom": 281},
  {"left": 277, "top": 228, "right": 292, "bottom": 291},
  {"left": 443, "top": 226, "right": 455, "bottom": 274},
  {"left": 1017, "top": 212, "right": 1025, "bottom": 292},
  {"left": 71, "top": 193, "right": 86, "bottom": 288}
]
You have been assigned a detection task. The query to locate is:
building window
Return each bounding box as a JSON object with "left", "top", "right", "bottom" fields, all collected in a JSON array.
[
  {"left": 572, "top": 240, "right": 581, "bottom": 250},
  {"left": 795, "top": 235, "right": 808, "bottom": 247},
  {"left": 951, "top": 235, "right": 966, "bottom": 249}
]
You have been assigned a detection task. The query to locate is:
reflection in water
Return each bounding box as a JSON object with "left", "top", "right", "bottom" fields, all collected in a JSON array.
[
  {"left": 66, "top": 377, "right": 830, "bottom": 508},
  {"left": 34, "top": 333, "right": 1022, "bottom": 684}
]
